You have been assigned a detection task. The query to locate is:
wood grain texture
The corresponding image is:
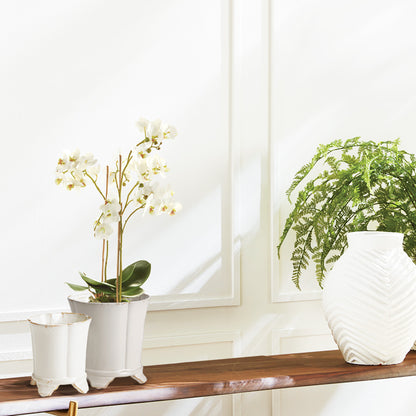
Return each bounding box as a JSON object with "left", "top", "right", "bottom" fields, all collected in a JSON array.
[{"left": 1, "top": 350, "right": 416, "bottom": 415}]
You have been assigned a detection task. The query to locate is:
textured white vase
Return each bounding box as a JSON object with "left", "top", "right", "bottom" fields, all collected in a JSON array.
[
  {"left": 322, "top": 231, "right": 416, "bottom": 365},
  {"left": 28, "top": 312, "right": 91, "bottom": 397},
  {"left": 68, "top": 293, "right": 149, "bottom": 389}
]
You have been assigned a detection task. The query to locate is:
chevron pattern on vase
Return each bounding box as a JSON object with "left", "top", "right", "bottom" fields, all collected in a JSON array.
[{"left": 323, "top": 246, "right": 416, "bottom": 365}]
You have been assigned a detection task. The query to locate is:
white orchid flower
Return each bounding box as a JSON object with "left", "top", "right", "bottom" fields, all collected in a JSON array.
[
  {"left": 134, "top": 183, "right": 152, "bottom": 206},
  {"left": 68, "top": 149, "right": 81, "bottom": 165},
  {"left": 146, "top": 155, "right": 168, "bottom": 177},
  {"left": 65, "top": 175, "right": 85, "bottom": 190},
  {"left": 72, "top": 168, "right": 87, "bottom": 184},
  {"left": 78, "top": 153, "right": 97, "bottom": 171},
  {"left": 94, "top": 221, "right": 113, "bottom": 240},
  {"left": 132, "top": 155, "right": 167, "bottom": 183},
  {"left": 56, "top": 154, "right": 70, "bottom": 172},
  {"left": 148, "top": 119, "right": 162, "bottom": 139},
  {"left": 136, "top": 117, "right": 150, "bottom": 135},
  {"left": 143, "top": 183, "right": 179, "bottom": 216},
  {"left": 145, "top": 195, "right": 157, "bottom": 215},
  {"left": 136, "top": 141, "right": 152, "bottom": 159},
  {"left": 168, "top": 201, "right": 182, "bottom": 216},
  {"left": 55, "top": 150, "right": 98, "bottom": 190},
  {"left": 86, "top": 164, "right": 100, "bottom": 179},
  {"left": 160, "top": 122, "right": 177, "bottom": 140},
  {"left": 133, "top": 158, "right": 152, "bottom": 182},
  {"left": 100, "top": 198, "right": 121, "bottom": 223},
  {"left": 55, "top": 172, "right": 65, "bottom": 186}
]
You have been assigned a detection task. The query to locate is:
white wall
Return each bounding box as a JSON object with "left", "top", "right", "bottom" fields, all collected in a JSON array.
[{"left": 1, "top": 0, "right": 416, "bottom": 415}]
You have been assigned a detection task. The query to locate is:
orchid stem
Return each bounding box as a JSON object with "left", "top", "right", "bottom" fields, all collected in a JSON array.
[
  {"left": 116, "top": 155, "right": 123, "bottom": 303},
  {"left": 101, "top": 241, "right": 105, "bottom": 283},
  {"left": 122, "top": 203, "right": 146, "bottom": 233},
  {"left": 85, "top": 172, "right": 106, "bottom": 200},
  {"left": 101, "top": 166, "right": 109, "bottom": 282},
  {"left": 122, "top": 182, "right": 140, "bottom": 215},
  {"left": 104, "top": 240, "right": 108, "bottom": 282}
]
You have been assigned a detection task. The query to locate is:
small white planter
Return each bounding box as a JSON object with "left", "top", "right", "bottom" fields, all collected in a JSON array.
[
  {"left": 323, "top": 231, "right": 416, "bottom": 365},
  {"left": 68, "top": 293, "right": 149, "bottom": 389},
  {"left": 28, "top": 312, "right": 91, "bottom": 397}
]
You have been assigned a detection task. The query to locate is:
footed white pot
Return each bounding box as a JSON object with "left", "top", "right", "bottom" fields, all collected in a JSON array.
[
  {"left": 28, "top": 313, "right": 91, "bottom": 397},
  {"left": 68, "top": 293, "right": 149, "bottom": 389},
  {"left": 323, "top": 231, "right": 416, "bottom": 365}
]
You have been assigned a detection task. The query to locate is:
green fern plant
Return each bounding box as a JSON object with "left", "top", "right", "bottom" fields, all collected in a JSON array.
[{"left": 278, "top": 137, "right": 416, "bottom": 290}]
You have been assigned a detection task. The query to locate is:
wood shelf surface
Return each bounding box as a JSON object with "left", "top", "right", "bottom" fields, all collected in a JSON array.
[{"left": 2, "top": 350, "right": 416, "bottom": 415}]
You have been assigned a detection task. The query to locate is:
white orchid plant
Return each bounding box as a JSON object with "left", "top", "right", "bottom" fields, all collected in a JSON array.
[{"left": 56, "top": 118, "right": 181, "bottom": 303}]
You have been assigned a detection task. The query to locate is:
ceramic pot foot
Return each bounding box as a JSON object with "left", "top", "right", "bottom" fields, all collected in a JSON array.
[
  {"left": 30, "top": 378, "right": 36, "bottom": 386},
  {"left": 72, "top": 376, "right": 89, "bottom": 394},
  {"left": 131, "top": 368, "right": 147, "bottom": 384},
  {"left": 87, "top": 375, "right": 114, "bottom": 389},
  {"left": 36, "top": 380, "right": 60, "bottom": 397}
]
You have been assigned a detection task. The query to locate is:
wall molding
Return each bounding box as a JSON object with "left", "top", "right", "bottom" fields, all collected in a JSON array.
[
  {"left": 273, "top": 290, "right": 322, "bottom": 303},
  {"left": 0, "top": 0, "right": 240, "bottom": 319},
  {"left": 0, "top": 288, "right": 244, "bottom": 321},
  {"left": 143, "top": 330, "right": 242, "bottom": 355},
  {"left": 271, "top": 328, "right": 333, "bottom": 354},
  {"left": 0, "top": 350, "right": 32, "bottom": 363},
  {"left": 0, "top": 327, "right": 242, "bottom": 362},
  {"left": 143, "top": 330, "right": 242, "bottom": 415},
  {"left": 268, "top": 0, "right": 322, "bottom": 304},
  {"left": 149, "top": 0, "right": 241, "bottom": 312},
  {"left": 271, "top": 328, "right": 334, "bottom": 416},
  {"left": 0, "top": 309, "right": 66, "bottom": 323}
]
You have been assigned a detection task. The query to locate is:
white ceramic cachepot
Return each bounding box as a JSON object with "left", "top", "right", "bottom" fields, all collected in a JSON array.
[
  {"left": 323, "top": 231, "right": 416, "bottom": 365},
  {"left": 68, "top": 293, "right": 149, "bottom": 389},
  {"left": 28, "top": 312, "right": 91, "bottom": 397}
]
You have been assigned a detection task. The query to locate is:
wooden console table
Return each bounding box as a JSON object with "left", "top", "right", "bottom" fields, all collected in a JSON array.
[{"left": 1, "top": 350, "right": 416, "bottom": 415}]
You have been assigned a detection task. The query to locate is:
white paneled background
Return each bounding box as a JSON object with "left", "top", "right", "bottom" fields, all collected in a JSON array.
[{"left": 2, "top": 0, "right": 416, "bottom": 415}]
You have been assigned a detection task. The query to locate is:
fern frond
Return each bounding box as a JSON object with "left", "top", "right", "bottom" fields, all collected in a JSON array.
[{"left": 278, "top": 137, "right": 416, "bottom": 289}]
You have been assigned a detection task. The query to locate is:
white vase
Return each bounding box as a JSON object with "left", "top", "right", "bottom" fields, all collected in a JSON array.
[
  {"left": 323, "top": 231, "right": 416, "bottom": 365},
  {"left": 68, "top": 293, "right": 149, "bottom": 389},
  {"left": 28, "top": 312, "right": 91, "bottom": 397}
]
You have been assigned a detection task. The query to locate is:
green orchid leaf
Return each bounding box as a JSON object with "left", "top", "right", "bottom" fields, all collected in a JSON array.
[
  {"left": 105, "top": 277, "right": 141, "bottom": 290},
  {"left": 121, "top": 260, "right": 151, "bottom": 288},
  {"left": 79, "top": 272, "right": 116, "bottom": 294},
  {"left": 66, "top": 282, "right": 88, "bottom": 291},
  {"left": 93, "top": 286, "right": 117, "bottom": 295},
  {"left": 121, "top": 286, "right": 144, "bottom": 297}
]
